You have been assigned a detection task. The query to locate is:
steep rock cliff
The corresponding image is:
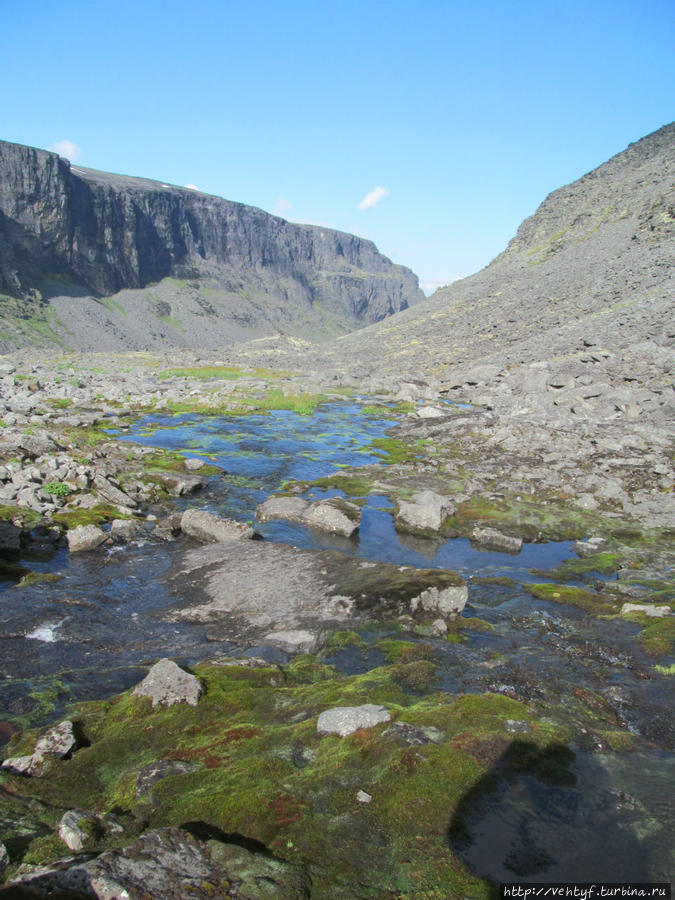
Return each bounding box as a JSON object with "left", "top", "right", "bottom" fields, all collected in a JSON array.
[{"left": 0, "top": 140, "right": 423, "bottom": 350}]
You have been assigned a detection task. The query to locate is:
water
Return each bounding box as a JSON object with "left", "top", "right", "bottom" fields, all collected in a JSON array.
[{"left": 1, "top": 402, "right": 673, "bottom": 883}]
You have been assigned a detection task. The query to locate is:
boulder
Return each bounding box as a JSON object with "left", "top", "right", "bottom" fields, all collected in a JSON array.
[
  {"left": 471, "top": 526, "right": 522, "bottom": 554},
  {"left": 572, "top": 536, "right": 608, "bottom": 558},
  {"left": 110, "top": 518, "right": 140, "bottom": 541},
  {"left": 410, "top": 583, "right": 468, "bottom": 619},
  {"left": 93, "top": 473, "right": 137, "bottom": 509},
  {"left": 302, "top": 498, "right": 361, "bottom": 537},
  {"left": 67, "top": 523, "right": 107, "bottom": 552},
  {"left": 256, "top": 495, "right": 309, "bottom": 522},
  {"left": 59, "top": 809, "right": 98, "bottom": 851},
  {"left": 151, "top": 470, "right": 206, "bottom": 496},
  {"left": 0, "top": 840, "right": 8, "bottom": 875},
  {"left": 2, "top": 720, "right": 78, "bottom": 776},
  {"left": 181, "top": 508, "right": 254, "bottom": 543},
  {"left": 132, "top": 658, "right": 202, "bottom": 707},
  {"left": 396, "top": 490, "right": 454, "bottom": 532},
  {"left": 317, "top": 704, "right": 391, "bottom": 737},
  {"left": 416, "top": 405, "right": 445, "bottom": 418}
]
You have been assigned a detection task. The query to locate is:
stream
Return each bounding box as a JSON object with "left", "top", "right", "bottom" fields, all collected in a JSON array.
[{"left": 1, "top": 401, "right": 673, "bottom": 883}]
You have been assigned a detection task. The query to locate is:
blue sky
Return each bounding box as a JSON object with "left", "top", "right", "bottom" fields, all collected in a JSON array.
[{"left": 4, "top": 0, "right": 674, "bottom": 293}]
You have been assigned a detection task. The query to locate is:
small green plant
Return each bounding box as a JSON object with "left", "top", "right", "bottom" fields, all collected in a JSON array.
[{"left": 43, "top": 482, "right": 71, "bottom": 498}]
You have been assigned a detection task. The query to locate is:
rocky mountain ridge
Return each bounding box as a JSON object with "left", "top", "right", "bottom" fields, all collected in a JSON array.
[{"left": 0, "top": 139, "right": 423, "bottom": 351}]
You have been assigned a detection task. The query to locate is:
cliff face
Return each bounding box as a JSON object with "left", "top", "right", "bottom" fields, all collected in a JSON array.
[{"left": 0, "top": 140, "right": 423, "bottom": 350}]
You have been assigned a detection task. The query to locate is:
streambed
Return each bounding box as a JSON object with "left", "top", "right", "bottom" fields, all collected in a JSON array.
[{"left": 1, "top": 401, "right": 673, "bottom": 884}]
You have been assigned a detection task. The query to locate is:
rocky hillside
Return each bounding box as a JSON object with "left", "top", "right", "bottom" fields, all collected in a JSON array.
[
  {"left": 0, "top": 140, "right": 423, "bottom": 351},
  {"left": 227, "top": 123, "right": 673, "bottom": 423}
]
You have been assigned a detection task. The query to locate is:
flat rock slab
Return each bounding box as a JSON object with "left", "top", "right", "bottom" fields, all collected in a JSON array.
[
  {"left": 396, "top": 490, "right": 454, "bottom": 532},
  {"left": 165, "top": 540, "right": 466, "bottom": 647},
  {"left": 621, "top": 602, "right": 671, "bottom": 618},
  {"left": 317, "top": 704, "right": 391, "bottom": 737},
  {"left": 471, "top": 525, "right": 523, "bottom": 554},
  {"left": 67, "top": 523, "right": 107, "bottom": 552},
  {"left": 132, "top": 658, "right": 202, "bottom": 707},
  {"left": 181, "top": 508, "right": 254, "bottom": 543}
]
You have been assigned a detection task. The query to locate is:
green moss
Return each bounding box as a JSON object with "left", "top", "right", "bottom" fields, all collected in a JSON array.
[
  {"left": 654, "top": 663, "right": 675, "bottom": 675},
  {"left": 0, "top": 504, "right": 41, "bottom": 527},
  {"left": 15, "top": 571, "right": 63, "bottom": 588},
  {"left": 43, "top": 481, "right": 71, "bottom": 498},
  {"left": 524, "top": 582, "right": 620, "bottom": 615},
  {"left": 370, "top": 436, "right": 424, "bottom": 465},
  {"left": 48, "top": 397, "right": 73, "bottom": 409},
  {"left": 321, "top": 631, "right": 367, "bottom": 654},
  {"left": 536, "top": 552, "right": 621, "bottom": 580},
  {"left": 625, "top": 614, "right": 675, "bottom": 656},
  {"left": 52, "top": 503, "right": 126, "bottom": 529},
  {"left": 375, "top": 639, "right": 435, "bottom": 664},
  {"left": 159, "top": 365, "right": 246, "bottom": 380}
]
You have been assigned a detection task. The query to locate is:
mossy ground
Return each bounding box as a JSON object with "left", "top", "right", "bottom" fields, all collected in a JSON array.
[{"left": 0, "top": 659, "right": 578, "bottom": 896}]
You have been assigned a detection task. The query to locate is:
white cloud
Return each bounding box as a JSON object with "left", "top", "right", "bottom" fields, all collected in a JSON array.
[
  {"left": 50, "top": 140, "right": 81, "bottom": 162},
  {"left": 273, "top": 196, "right": 293, "bottom": 218},
  {"left": 184, "top": 184, "right": 201, "bottom": 191},
  {"left": 358, "top": 185, "right": 389, "bottom": 211}
]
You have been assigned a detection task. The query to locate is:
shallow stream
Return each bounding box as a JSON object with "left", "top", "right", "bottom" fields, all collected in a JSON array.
[{"left": 1, "top": 401, "right": 673, "bottom": 882}]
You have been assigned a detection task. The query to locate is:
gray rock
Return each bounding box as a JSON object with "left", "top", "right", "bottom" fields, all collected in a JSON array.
[
  {"left": 59, "top": 809, "right": 98, "bottom": 851},
  {"left": 0, "top": 840, "right": 8, "bottom": 875},
  {"left": 132, "top": 658, "right": 202, "bottom": 707},
  {"left": 573, "top": 536, "right": 609, "bottom": 557},
  {"left": 410, "top": 583, "right": 468, "bottom": 619},
  {"left": 135, "top": 759, "right": 199, "bottom": 797},
  {"left": 67, "top": 523, "right": 107, "bottom": 552},
  {"left": 621, "top": 603, "right": 671, "bottom": 618},
  {"left": 471, "top": 526, "right": 522, "bottom": 554},
  {"left": 383, "top": 722, "right": 442, "bottom": 745},
  {"left": 505, "top": 719, "right": 533, "bottom": 733},
  {"left": 2, "top": 720, "right": 78, "bottom": 776},
  {"left": 264, "top": 629, "right": 319, "bottom": 654},
  {"left": 302, "top": 498, "right": 361, "bottom": 537},
  {"left": 357, "top": 790, "right": 373, "bottom": 803},
  {"left": 93, "top": 473, "right": 137, "bottom": 509},
  {"left": 180, "top": 508, "right": 254, "bottom": 543},
  {"left": 317, "top": 704, "right": 391, "bottom": 737},
  {"left": 256, "top": 495, "right": 309, "bottom": 522},
  {"left": 183, "top": 457, "right": 205, "bottom": 471},
  {"left": 416, "top": 405, "right": 445, "bottom": 418},
  {"left": 110, "top": 518, "right": 140, "bottom": 541},
  {"left": 396, "top": 489, "right": 454, "bottom": 532},
  {"left": 151, "top": 470, "right": 206, "bottom": 496}
]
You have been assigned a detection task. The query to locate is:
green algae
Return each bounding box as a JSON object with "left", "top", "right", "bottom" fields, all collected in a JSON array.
[
  {"left": 620, "top": 613, "right": 675, "bottom": 656},
  {"left": 535, "top": 552, "right": 621, "bottom": 580}
]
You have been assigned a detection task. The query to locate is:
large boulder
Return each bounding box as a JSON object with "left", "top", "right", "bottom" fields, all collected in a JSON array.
[
  {"left": 181, "top": 508, "right": 253, "bottom": 543},
  {"left": 396, "top": 490, "right": 454, "bottom": 532},
  {"left": 132, "top": 658, "right": 202, "bottom": 707}
]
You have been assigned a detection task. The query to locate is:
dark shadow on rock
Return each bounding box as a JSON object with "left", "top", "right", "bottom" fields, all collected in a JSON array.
[
  {"left": 181, "top": 821, "right": 275, "bottom": 857},
  {"left": 447, "top": 739, "right": 661, "bottom": 884}
]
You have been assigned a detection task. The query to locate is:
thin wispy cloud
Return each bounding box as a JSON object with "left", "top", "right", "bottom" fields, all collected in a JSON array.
[
  {"left": 273, "top": 196, "right": 293, "bottom": 218},
  {"left": 358, "top": 186, "right": 389, "bottom": 211},
  {"left": 51, "top": 140, "right": 81, "bottom": 162}
]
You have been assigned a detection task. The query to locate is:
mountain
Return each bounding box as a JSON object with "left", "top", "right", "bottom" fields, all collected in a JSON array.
[
  {"left": 279, "top": 123, "right": 672, "bottom": 391},
  {"left": 0, "top": 139, "right": 423, "bottom": 352}
]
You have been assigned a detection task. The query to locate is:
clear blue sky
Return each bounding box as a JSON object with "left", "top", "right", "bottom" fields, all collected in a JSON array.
[{"left": 4, "top": 0, "right": 674, "bottom": 293}]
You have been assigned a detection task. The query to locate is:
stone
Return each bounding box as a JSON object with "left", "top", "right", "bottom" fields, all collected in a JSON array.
[
  {"left": 572, "top": 536, "right": 609, "bottom": 557},
  {"left": 505, "top": 719, "right": 533, "bottom": 733},
  {"left": 357, "top": 790, "right": 373, "bottom": 803},
  {"left": 416, "top": 405, "right": 445, "bottom": 418},
  {"left": 132, "top": 658, "right": 202, "bottom": 707},
  {"left": 382, "top": 722, "right": 442, "bottom": 745},
  {"left": 396, "top": 490, "right": 454, "bottom": 532},
  {"left": 0, "top": 840, "right": 8, "bottom": 875},
  {"left": 471, "top": 526, "right": 523, "bottom": 554},
  {"left": 135, "top": 759, "right": 199, "bottom": 797},
  {"left": 2, "top": 720, "right": 78, "bottom": 776},
  {"left": 67, "top": 523, "right": 107, "bottom": 552},
  {"left": 184, "top": 457, "right": 205, "bottom": 470},
  {"left": 59, "top": 809, "right": 98, "bottom": 851},
  {"left": 93, "top": 473, "right": 137, "bottom": 508},
  {"left": 410, "top": 583, "right": 468, "bottom": 619},
  {"left": 317, "top": 704, "right": 391, "bottom": 737},
  {"left": 151, "top": 470, "right": 206, "bottom": 496},
  {"left": 256, "top": 495, "right": 309, "bottom": 522},
  {"left": 8, "top": 828, "right": 236, "bottom": 899},
  {"left": 181, "top": 508, "right": 254, "bottom": 543},
  {"left": 110, "top": 518, "right": 140, "bottom": 540},
  {"left": 264, "top": 629, "right": 319, "bottom": 654},
  {"left": 302, "top": 498, "right": 361, "bottom": 537},
  {"left": 621, "top": 603, "right": 671, "bottom": 618}
]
